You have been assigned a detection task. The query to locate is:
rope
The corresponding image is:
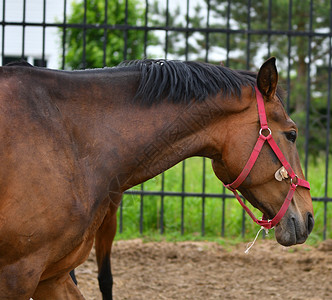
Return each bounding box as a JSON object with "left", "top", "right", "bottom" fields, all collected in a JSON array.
[{"left": 244, "top": 225, "right": 271, "bottom": 254}]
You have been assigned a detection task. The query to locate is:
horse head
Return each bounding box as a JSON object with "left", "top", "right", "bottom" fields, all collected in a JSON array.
[{"left": 211, "top": 58, "right": 314, "bottom": 246}]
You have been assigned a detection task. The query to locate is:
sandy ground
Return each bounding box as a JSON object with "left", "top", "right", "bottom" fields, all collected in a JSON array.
[{"left": 75, "top": 239, "right": 332, "bottom": 300}]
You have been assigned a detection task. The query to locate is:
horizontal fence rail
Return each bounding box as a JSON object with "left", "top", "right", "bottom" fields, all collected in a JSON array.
[
  {"left": 1, "top": 0, "right": 331, "bottom": 240},
  {"left": 2, "top": 21, "right": 332, "bottom": 37}
]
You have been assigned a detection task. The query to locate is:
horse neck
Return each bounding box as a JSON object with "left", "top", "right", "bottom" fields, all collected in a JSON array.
[
  {"left": 54, "top": 70, "right": 250, "bottom": 194},
  {"left": 123, "top": 98, "right": 225, "bottom": 189}
]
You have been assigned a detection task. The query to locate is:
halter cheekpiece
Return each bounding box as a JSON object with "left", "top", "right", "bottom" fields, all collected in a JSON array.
[{"left": 223, "top": 87, "right": 310, "bottom": 229}]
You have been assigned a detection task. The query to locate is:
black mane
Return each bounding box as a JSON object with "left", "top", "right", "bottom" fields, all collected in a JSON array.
[
  {"left": 120, "top": 59, "right": 259, "bottom": 105},
  {"left": 3, "top": 59, "right": 285, "bottom": 105}
]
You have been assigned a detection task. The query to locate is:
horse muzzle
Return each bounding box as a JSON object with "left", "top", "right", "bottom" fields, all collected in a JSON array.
[{"left": 275, "top": 211, "right": 314, "bottom": 246}]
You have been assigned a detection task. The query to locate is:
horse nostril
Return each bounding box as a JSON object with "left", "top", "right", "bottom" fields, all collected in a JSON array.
[{"left": 307, "top": 212, "right": 314, "bottom": 235}]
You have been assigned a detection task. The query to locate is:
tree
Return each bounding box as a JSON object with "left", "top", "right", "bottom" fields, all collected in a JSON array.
[{"left": 63, "top": 0, "right": 155, "bottom": 69}]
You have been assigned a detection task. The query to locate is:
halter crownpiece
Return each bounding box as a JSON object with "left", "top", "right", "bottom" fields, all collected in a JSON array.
[{"left": 223, "top": 87, "right": 310, "bottom": 230}]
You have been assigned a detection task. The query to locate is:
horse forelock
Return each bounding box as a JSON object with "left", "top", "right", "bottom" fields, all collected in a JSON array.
[{"left": 118, "top": 59, "right": 285, "bottom": 106}]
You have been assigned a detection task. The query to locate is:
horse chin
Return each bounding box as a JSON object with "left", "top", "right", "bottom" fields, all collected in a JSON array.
[{"left": 274, "top": 215, "right": 308, "bottom": 247}]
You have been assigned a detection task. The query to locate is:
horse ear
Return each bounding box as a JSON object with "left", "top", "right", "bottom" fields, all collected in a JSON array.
[{"left": 257, "top": 57, "right": 278, "bottom": 101}]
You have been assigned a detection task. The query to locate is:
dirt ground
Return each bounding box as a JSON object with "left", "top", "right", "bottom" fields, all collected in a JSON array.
[{"left": 76, "top": 238, "right": 332, "bottom": 300}]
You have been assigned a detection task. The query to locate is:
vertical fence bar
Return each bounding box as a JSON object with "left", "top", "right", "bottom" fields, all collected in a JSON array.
[
  {"left": 160, "top": 173, "right": 165, "bottom": 234},
  {"left": 304, "top": 0, "right": 313, "bottom": 178},
  {"left": 102, "top": 0, "right": 108, "bottom": 67},
  {"left": 1, "top": 0, "right": 5, "bottom": 65},
  {"left": 42, "top": 0, "right": 46, "bottom": 66},
  {"left": 267, "top": 0, "right": 272, "bottom": 57},
  {"left": 185, "top": 0, "right": 189, "bottom": 60},
  {"left": 123, "top": 0, "right": 128, "bottom": 61},
  {"left": 82, "top": 0, "right": 87, "bottom": 69},
  {"left": 119, "top": 197, "right": 123, "bottom": 233},
  {"left": 225, "top": 0, "right": 231, "bottom": 67},
  {"left": 286, "top": 0, "right": 293, "bottom": 114},
  {"left": 61, "top": 0, "right": 67, "bottom": 69},
  {"left": 246, "top": 0, "right": 251, "bottom": 70},
  {"left": 165, "top": 0, "right": 169, "bottom": 58},
  {"left": 205, "top": 0, "right": 210, "bottom": 63},
  {"left": 201, "top": 158, "right": 206, "bottom": 236},
  {"left": 323, "top": 0, "right": 332, "bottom": 240},
  {"left": 221, "top": 192, "right": 225, "bottom": 237},
  {"left": 140, "top": 183, "right": 144, "bottom": 234},
  {"left": 21, "top": 0, "right": 26, "bottom": 59},
  {"left": 144, "top": 0, "right": 149, "bottom": 57}
]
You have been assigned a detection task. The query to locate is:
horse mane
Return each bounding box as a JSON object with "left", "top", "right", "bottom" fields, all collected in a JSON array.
[
  {"left": 120, "top": 59, "right": 284, "bottom": 106},
  {"left": 3, "top": 59, "right": 285, "bottom": 105}
]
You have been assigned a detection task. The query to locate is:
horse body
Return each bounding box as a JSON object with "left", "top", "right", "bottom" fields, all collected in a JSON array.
[{"left": 0, "top": 59, "right": 313, "bottom": 299}]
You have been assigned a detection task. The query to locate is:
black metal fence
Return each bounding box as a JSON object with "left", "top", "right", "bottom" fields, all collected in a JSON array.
[{"left": 1, "top": 0, "right": 331, "bottom": 239}]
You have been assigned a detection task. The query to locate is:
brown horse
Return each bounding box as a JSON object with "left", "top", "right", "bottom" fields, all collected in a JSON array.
[{"left": 0, "top": 57, "right": 313, "bottom": 299}]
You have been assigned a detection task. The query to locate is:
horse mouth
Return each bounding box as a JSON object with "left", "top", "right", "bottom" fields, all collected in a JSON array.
[
  {"left": 275, "top": 218, "right": 299, "bottom": 246},
  {"left": 275, "top": 212, "right": 314, "bottom": 246}
]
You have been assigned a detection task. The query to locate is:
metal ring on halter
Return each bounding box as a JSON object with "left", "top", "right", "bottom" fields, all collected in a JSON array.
[
  {"left": 259, "top": 127, "right": 272, "bottom": 137},
  {"left": 290, "top": 175, "right": 299, "bottom": 187}
]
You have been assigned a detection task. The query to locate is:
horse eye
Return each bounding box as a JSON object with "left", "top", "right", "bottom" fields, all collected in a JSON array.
[{"left": 285, "top": 130, "right": 297, "bottom": 143}]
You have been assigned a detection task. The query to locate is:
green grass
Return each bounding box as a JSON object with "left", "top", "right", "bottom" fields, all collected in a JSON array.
[
  {"left": 117, "top": 155, "right": 332, "bottom": 244},
  {"left": 306, "top": 154, "right": 332, "bottom": 243}
]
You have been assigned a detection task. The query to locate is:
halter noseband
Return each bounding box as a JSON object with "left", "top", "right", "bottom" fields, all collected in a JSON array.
[{"left": 223, "top": 87, "right": 310, "bottom": 230}]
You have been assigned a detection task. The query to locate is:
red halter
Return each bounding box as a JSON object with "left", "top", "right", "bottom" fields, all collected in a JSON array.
[{"left": 224, "top": 87, "right": 310, "bottom": 229}]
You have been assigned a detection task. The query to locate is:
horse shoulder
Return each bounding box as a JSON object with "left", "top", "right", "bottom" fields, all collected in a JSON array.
[{"left": 0, "top": 70, "right": 93, "bottom": 253}]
